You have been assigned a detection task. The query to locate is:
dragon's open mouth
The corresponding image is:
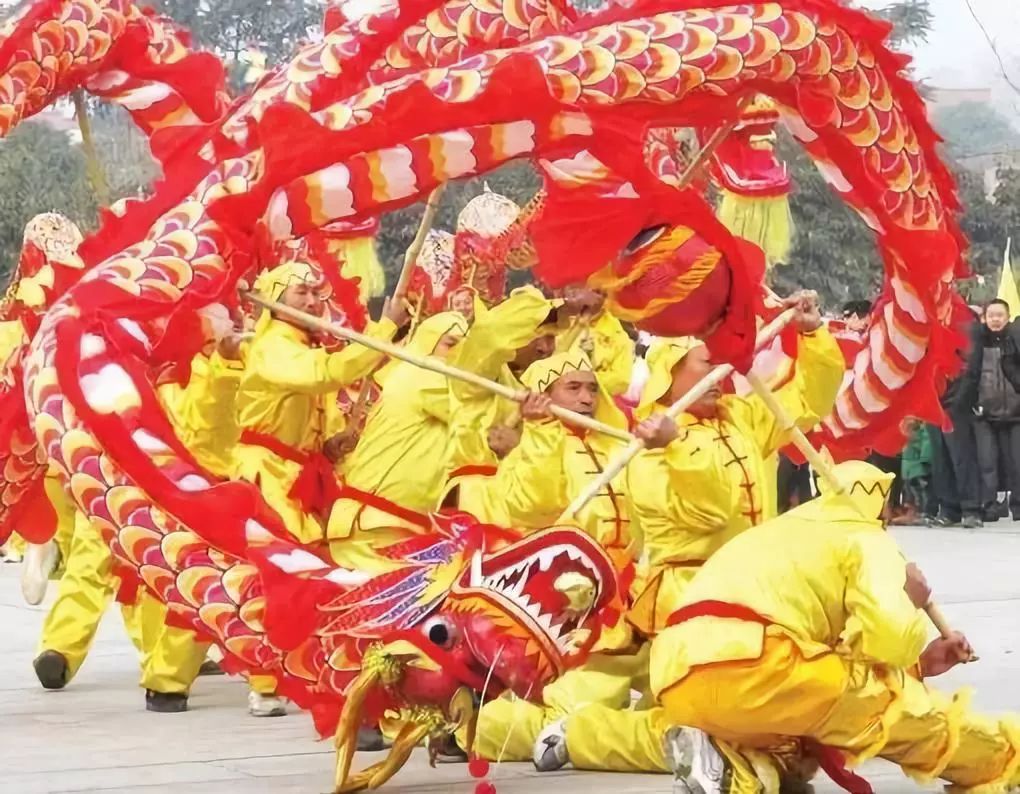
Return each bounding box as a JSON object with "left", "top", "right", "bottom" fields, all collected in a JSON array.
[{"left": 447, "top": 528, "right": 617, "bottom": 691}]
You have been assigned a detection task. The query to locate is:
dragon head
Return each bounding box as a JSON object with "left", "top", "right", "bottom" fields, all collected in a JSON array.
[
  {"left": 287, "top": 518, "right": 616, "bottom": 791},
  {"left": 710, "top": 95, "right": 790, "bottom": 199}
]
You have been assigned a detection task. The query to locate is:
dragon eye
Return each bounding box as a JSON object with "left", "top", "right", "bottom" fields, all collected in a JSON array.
[
  {"left": 624, "top": 225, "right": 668, "bottom": 255},
  {"left": 423, "top": 616, "right": 458, "bottom": 649}
]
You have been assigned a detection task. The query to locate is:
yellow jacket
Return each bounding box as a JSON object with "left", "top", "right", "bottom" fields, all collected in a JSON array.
[
  {"left": 232, "top": 316, "right": 396, "bottom": 544},
  {"left": 160, "top": 352, "right": 243, "bottom": 477},
  {"left": 446, "top": 287, "right": 560, "bottom": 471},
  {"left": 649, "top": 483, "right": 929, "bottom": 698},
  {"left": 628, "top": 329, "right": 844, "bottom": 635},
  {"left": 557, "top": 311, "right": 635, "bottom": 397}
]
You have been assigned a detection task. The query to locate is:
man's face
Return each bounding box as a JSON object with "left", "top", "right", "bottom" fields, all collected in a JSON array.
[
  {"left": 513, "top": 334, "right": 555, "bottom": 371},
  {"left": 432, "top": 332, "right": 462, "bottom": 359},
  {"left": 280, "top": 281, "right": 324, "bottom": 317},
  {"left": 548, "top": 370, "right": 599, "bottom": 416},
  {"left": 844, "top": 312, "right": 868, "bottom": 334},
  {"left": 449, "top": 289, "right": 475, "bottom": 321},
  {"left": 986, "top": 304, "right": 1010, "bottom": 332},
  {"left": 665, "top": 346, "right": 720, "bottom": 418}
]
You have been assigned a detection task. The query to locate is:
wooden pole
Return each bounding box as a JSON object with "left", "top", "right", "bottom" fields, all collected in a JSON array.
[
  {"left": 743, "top": 372, "right": 973, "bottom": 655},
  {"left": 674, "top": 94, "right": 754, "bottom": 191},
  {"left": 72, "top": 90, "right": 111, "bottom": 207},
  {"left": 559, "top": 308, "right": 797, "bottom": 521},
  {"left": 393, "top": 183, "right": 447, "bottom": 300},
  {"left": 245, "top": 293, "right": 634, "bottom": 443}
]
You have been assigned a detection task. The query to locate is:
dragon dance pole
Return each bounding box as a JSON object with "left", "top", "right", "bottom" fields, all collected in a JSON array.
[
  {"left": 559, "top": 308, "right": 797, "bottom": 521},
  {"left": 743, "top": 371, "right": 973, "bottom": 652},
  {"left": 245, "top": 293, "right": 635, "bottom": 443},
  {"left": 393, "top": 182, "right": 447, "bottom": 300},
  {"left": 72, "top": 90, "right": 111, "bottom": 207}
]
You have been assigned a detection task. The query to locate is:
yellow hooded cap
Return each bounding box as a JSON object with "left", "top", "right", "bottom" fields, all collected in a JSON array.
[
  {"left": 817, "top": 459, "right": 895, "bottom": 522},
  {"left": 521, "top": 350, "right": 628, "bottom": 431},
  {"left": 252, "top": 261, "right": 323, "bottom": 336},
  {"left": 637, "top": 337, "right": 704, "bottom": 419},
  {"left": 375, "top": 310, "right": 469, "bottom": 388}
]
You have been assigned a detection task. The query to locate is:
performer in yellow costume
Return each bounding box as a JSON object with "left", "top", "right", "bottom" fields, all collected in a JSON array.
[
  {"left": 530, "top": 292, "right": 844, "bottom": 773},
  {"left": 130, "top": 338, "right": 246, "bottom": 712},
  {"left": 232, "top": 261, "right": 401, "bottom": 546},
  {"left": 627, "top": 292, "right": 843, "bottom": 636},
  {"left": 33, "top": 333, "right": 245, "bottom": 713},
  {"left": 656, "top": 460, "right": 1020, "bottom": 793},
  {"left": 469, "top": 351, "right": 644, "bottom": 763},
  {"left": 328, "top": 311, "right": 468, "bottom": 573},
  {"left": 233, "top": 261, "right": 404, "bottom": 713}
]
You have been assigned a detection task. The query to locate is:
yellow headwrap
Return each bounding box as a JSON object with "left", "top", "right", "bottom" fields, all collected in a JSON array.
[
  {"left": 251, "top": 261, "right": 323, "bottom": 336},
  {"left": 521, "top": 350, "right": 628, "bottom": 430},
  {"left": 375, "top": 310, "right": 469, "bottom": 388},
  {"left": 636, "top": 337, "right": 704, "bottom": 419},
  {"left": 817, "top": 459, "right": 895, "bottom": 522}
]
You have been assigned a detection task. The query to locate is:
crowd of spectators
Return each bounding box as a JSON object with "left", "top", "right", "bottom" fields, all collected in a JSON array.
[{"left": 779, "top": 297, "right": 1020, "bottom": 527}]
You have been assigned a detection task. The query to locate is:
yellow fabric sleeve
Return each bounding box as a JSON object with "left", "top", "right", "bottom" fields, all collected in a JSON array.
[
  {"left": 560, "top": 312, "right": 634, "bottom": 396},
  {"left": 251, "top": 319, "right": 396, "bottom": 394},
  {"left": 728, "top": 327, "right": 844, "bottom": 456},
  {"left": 449, "top": 286, "right": 555, "bottom": 393},
  {"left": 842, "top": 531, "right": 929, "bottom": 669}
]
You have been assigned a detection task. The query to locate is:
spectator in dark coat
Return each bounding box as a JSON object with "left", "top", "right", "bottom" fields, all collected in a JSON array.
[
  {"left": 926, "top": 313, "right": 983, "bottom": 528},
  {"left": 968, "top": 299, "right": 1020, "bottom": 521}
]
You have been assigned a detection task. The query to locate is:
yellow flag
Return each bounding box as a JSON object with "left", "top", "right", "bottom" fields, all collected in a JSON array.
[{"left": 997, "top": 238, "right": 1020, "bottom": 319}]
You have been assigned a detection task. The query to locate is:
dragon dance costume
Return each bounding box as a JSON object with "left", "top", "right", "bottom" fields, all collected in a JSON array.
[{"left": 0, "top": 0, "right": 990, "bottom": 790}]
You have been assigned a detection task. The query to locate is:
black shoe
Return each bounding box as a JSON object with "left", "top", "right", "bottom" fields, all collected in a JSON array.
[
  {"left": 198, "top": 659, "right": 223, "bottom": 676},
  {"left": 33, "top": 650, "right": 69, "bottom": 690},
  {"left": 145, "top": 690, "right": 188, "bottom": 713},
  {"left": 933, "top": 516, "right": 961, "bottom": 528},
  {"left": 430, "top": 732, "right": 468, "bottom": 763},
  {"left": 356, "top": 726, "right": 389, "bottom": 752},
  {"left": 981, "top": 511, "right": 999, "bottom": 523},
  {"left": 962, "top": 515, "right": 984, "bottom": 529}
]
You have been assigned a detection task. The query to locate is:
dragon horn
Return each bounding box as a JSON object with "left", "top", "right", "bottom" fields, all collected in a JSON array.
[
  {"left": 336, "top": 722, "right": 431, "bottom": 793},
  {"left": 447, "top": 686, "right": 478, "bottom": 762},
  {"left": 333, "top": 667, "right": 381, "bottom": 790}
]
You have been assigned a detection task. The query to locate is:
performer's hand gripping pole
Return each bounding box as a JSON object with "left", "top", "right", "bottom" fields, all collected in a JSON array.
[
  {"left": 244, "top": 293, "right": 635, "bottom": 444},
  {"left": 559, "top": 308, "right": 797, "bottom": 522},
  {"left": 743, "top": 370, "right": 975, "bottom": 657}
]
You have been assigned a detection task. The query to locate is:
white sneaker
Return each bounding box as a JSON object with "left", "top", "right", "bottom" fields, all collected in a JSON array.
[
  {"left": 1, "top": 544, "right": 23, "bottom": 563},
  {"left": 664, "top": 726, "right": 727, "bottom": 794},
  {"left": 248, "top": 690, "right": 287, "bottom": 717},
  {"left": 21, "top": 541, "right": 58, "bottom": 605},
  {"left": 532, "top": 718, "right": 569, "bottom": 772}
]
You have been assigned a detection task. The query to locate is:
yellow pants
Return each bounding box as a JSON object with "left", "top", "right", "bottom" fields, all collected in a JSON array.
[
  {"left": 474, "top": 649, "right": 648, "bottom": 762},
  {"left": 38, "top": 511, "right": 206, "bottom": 693},
  {"left": 44, "top": 474, "right": 77, "bottom": 574},
  {"left": 660, "top": 636, "right": 1020, "bottom": 791}
]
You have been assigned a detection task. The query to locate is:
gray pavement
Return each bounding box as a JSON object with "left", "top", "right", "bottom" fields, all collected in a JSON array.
[{"left": 2, "top": 524, "right": 1019, "bottom": 793}]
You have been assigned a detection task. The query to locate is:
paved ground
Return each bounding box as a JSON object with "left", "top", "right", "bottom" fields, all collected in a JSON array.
[{"left": 3, "top": 524, "right": 1020, "bottom": 793}]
